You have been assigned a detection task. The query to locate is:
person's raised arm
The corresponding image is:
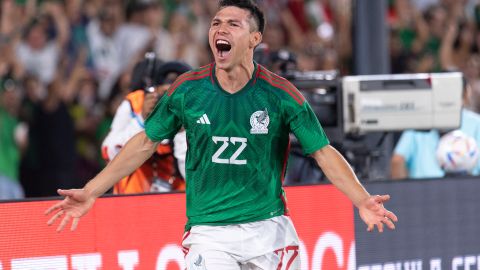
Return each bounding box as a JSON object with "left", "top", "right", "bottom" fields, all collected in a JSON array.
[
  {"left": 45, "top": 131, "right": 157, "bottom": 232},
  {"left": 42, "top": 2, "right": 69, "bottom": 49},
  {"left": 311, "top": 145, "right": 398, "bottom": 232},
  {"left": 440, "top": 22, "right": 458, "bottom": 71}
]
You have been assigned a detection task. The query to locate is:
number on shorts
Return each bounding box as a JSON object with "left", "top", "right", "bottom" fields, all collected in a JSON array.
[{"left": 274, "top": 245, "right": 299, "bottom": 270}]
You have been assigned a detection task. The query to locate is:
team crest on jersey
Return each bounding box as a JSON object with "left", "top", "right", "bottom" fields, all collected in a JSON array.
[{"left": 250, "top": 109, "right": 269, "bottom": 134}]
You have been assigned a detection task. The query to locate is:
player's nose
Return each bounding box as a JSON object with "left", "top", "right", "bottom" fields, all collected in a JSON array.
[{"left": 217, "top": 23, "right": 228, "bottom": 34}]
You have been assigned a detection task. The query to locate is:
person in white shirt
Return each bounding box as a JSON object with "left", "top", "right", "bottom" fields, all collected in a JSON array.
[{"left": 102, "top": 57, "right": 191, "bottom": 193}]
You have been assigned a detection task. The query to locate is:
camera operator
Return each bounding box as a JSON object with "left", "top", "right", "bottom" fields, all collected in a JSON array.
[{"left": 102, "top": 53, "right": 191, "bottom": 194}]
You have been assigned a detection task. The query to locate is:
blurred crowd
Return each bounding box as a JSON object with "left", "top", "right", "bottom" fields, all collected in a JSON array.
[
  {"left": 388, "top": 0, "right": 480, "bottom": 78},
  {"left": 1, "top": 0, "right": 480, "bottom": 199}
]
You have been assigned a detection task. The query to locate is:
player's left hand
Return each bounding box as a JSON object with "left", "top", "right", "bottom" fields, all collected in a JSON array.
[{"left": 358, "top": 194, "right": 398, "bottom": 233}]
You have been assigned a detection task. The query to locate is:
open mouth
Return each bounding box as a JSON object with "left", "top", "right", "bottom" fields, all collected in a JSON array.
[{"left": 215, "top": 39, "right": 232, "bottom": 58}]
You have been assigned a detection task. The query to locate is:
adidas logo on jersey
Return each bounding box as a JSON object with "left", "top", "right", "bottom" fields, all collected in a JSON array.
[{"left": 196, "top": 114, "right": 211, "bottom": 125}]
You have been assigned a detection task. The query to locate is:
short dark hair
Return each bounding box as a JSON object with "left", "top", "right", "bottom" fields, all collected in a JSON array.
[{"left": 219, "top": 0, "right": 265, "bottom": 34}]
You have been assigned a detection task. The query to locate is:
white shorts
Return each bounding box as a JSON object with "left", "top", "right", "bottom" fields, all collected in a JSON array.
[{"left": 182, "top": 215, "right": 300, "bottom": 270}]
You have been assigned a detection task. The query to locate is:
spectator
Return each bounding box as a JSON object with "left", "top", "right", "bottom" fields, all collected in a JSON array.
[
  {"left": 87, "top": 7, "right": 122, "bottom": 100},
  {"left": 440, "top": 19, "right": 476, "bottom": 72},
  {"left": 15, "top": 1, "right": 69, "bottom": 85},
  {"left": 165, "top": 8, "right": 200, "bottom": 67},
  {"left": 463, "top": 54, "right": 480, "bottom": 82},
  {"left": 391, "top": 79, "right": 480, "bottom": 179},
  {"left": 64, "top": 0, "right": 91, "bottom": 68},
  {"left": 258, "top": 0, "right": 304, "bottom": 51},
  {"left": 18, "top": 73, "right": 43, "bottom": 123},
  {"left": 414, "top": 4, "right": 448, "bottom": 73},
  {"left": 21, "top": 76, "right": 78, "bottom": 197},
  {"left": 188, "top": 0, "right": 213, "bottom": 66},
  {"left": 70, "top": 71, "right": 103, "bottom": 182},
  {"left": 115, "top": 0, "right": 155, "bottom": 72},
  {"left": 262, "top": 23, "right": 286, "bottom": 52},
  {"left": 0, "top": 78, "right": 27, "bottom": 200},
  {"left": 388, "top": 0, "right": 429, "bottom": 73},
  {"left": 143, "top": 1, "right": 176, "bottom": 62}
]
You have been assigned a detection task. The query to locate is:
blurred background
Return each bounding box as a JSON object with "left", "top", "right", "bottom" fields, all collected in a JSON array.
[
  {"left": 1, "top": 1, "right": 480, "bottom": 269},
  {"left": 1, "top": 0, "right": 480, "bottom": 200}
]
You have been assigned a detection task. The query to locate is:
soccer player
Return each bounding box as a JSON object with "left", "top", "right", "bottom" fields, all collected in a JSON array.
[{"left": 45, "top": 1, "right": 398, "bottom": 269}]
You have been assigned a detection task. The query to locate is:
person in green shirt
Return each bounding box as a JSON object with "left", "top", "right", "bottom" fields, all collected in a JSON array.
[
  {"left": 45, "top": 1, "right": 398, "bottom": 269},
  {"left": 0, "top": 80, "right": 26, "bottom": 200}
]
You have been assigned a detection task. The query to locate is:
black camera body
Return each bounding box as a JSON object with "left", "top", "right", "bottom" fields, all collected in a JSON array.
[{"left": 130, "top": 52, "right": 192, "bottom": 93}]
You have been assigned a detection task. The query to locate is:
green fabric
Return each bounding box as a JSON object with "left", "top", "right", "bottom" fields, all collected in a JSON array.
[
  {"left": 145, "top": 63, "right": 329, "bottom": 231},
  {"left": 398, "top": 28, "right": 416, "bottom": 51},
  {"left": 424, "top": 36, "right": 441, "bottom": 54},
  {"left": 15, "top": 0, "right": 27, "bottom": 5},
  {"left": 422, "top": 36, "right": 442, "bottom": 72},
  {"left": 96, "top": 117, "right": 113, "bottom": 167},
  {"left": 0, "top": 108, "right": 20, "bottom": 181},
  {"left": 15, "top": 0, "right": 49, "bottom": 6}
]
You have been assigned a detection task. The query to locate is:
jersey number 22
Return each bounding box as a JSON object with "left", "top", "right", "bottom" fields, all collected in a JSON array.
[{"left": 212, "top": 136, "right": 247, "bottom": 165}]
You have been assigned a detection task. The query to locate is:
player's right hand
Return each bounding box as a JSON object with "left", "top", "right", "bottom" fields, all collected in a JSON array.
[{"left": 45, "top": 189, "right": 96, "bottom": 232}]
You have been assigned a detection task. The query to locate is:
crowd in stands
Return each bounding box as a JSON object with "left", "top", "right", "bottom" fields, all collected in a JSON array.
[{"left": 1, "top": 0, "right": 480, "bottom": 200}]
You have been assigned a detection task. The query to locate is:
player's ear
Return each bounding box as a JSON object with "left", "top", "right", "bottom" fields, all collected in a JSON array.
[{"left": 250, "top": 31, "right": 262, "bottom": 48}]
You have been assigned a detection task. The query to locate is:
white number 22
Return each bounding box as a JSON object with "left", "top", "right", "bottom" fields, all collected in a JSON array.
[{"left": 212, "top": 136, "right": 247, "bottom": 165}]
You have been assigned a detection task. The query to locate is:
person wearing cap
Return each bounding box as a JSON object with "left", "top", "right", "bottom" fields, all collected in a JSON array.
[{"left": 101, "top": 56, "right": 192, "bottom": 193}]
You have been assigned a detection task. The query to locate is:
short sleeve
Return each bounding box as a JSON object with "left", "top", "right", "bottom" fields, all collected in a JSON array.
[
  {"left": 393, "top": 130, "right": 415, "bottom": 162},
  {"left": 286, "top": 100, "right": 330, "bottom": 155},
  {"left": 144, "top": 91, "right": 183, "bottom": 142}
]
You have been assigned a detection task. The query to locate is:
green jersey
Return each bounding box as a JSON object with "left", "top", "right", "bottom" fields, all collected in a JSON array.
[
  {"left": 0, "top": 107, "right": 20, "bottom": 181},
  {"left": 145, "top": 63, "right": 329, "bottom": 230}
]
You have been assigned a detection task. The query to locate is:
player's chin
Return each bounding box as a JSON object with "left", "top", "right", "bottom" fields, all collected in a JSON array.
[
  {"left": 214, "top": 52, "right": 233, "bottom": 69},
  {"left": 214, "top": 60, "right": 231, "bottom": 70}
]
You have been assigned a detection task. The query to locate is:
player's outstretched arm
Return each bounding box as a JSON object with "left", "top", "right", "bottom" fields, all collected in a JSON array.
[
  {"left": 45, "top": 131, "right": 158, "bottom": 232},
  {"left": 311, "top": 145, "right": 398, "bottom": 233}
]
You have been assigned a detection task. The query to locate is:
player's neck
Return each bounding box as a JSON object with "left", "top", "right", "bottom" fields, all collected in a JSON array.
[{"left": 216, "top": 60, "right": 255, "bottom": 94}]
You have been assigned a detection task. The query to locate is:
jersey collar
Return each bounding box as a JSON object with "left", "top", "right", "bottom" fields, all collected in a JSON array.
[{"left": 211, "top": 62, "right": 260, "bottom": 96}]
